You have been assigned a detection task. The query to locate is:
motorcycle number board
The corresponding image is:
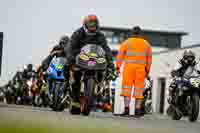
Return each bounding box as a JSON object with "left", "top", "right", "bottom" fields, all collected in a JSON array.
[
  {"left": 56, "top": 64, "right": 64, "bottom": 70},
  {"left": 88, "top": 61, "right": 96, "bottom": 66}
]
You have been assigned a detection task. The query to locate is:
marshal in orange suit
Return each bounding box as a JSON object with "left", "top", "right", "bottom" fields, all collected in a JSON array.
[{"left": 116, "top": 26, "right": 152, "bottom": 116}]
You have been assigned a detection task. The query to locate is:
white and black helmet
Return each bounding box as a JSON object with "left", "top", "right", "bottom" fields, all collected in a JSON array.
[
  {"left": 182, "top": 49, "right": 196, "bottom": 64},
  {"left": 59, "top": 35, "right": 69, "bottom": 47}
]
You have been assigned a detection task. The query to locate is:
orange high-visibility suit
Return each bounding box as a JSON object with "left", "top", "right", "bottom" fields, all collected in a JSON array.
[{"left": 116, "top": 37, "right": 152, "bottom": 99}]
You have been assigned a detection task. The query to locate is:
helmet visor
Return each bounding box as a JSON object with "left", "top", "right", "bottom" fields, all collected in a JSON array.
[
  {"left": 86, "top": 20, "right": 97, "bottom": 32},
  {"left": 187, "top": 56, "right": 194, "bottom": 62}
]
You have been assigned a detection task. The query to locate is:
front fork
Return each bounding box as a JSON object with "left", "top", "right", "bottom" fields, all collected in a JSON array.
[
  {"left": 80, "top": 71, "right": 85, "bottom": 95},
  {"left": 80, "top": 71, "right": 99, "bottom": 95}
]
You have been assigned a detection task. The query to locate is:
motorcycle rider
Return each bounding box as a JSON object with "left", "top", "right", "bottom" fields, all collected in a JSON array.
[
  {"left": 21, "top": 64, "right": 37, "bottom": 101},
  {"left": 65, "top": 14, "right": 116, "bottom": 112},
  {"left": 12, "top": 68, "right": 24, "bottom": 81},
  {"left": 41, "top": 35, "right": 69, "bottom": 71},
  {"left": 41, "top": 35, "right": 70, "bottom": 105},
  {"left": 168, "top": 49, "right": 199, "bottom": 103},
  {"left": 22, "top": 64, "right": 36, "bottom": 81}
]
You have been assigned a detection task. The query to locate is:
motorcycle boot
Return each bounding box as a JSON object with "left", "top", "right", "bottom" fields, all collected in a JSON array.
[
  {"left": 134, "top": 99, "right": 145, "bottom": 117},
  {"left": 120, "top": 107, "right": 129, "bottom": 117}
]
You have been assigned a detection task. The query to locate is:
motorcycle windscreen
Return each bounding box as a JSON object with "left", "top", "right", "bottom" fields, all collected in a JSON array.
[
  {"left": 48, "top": 57, "right": 66, "bottom": 80},
  {"left": 80, "top": 44, "right": 106, "bottom": 57},
  {"left": 50, "top": 57, "right": 66, "bottom": 67}
]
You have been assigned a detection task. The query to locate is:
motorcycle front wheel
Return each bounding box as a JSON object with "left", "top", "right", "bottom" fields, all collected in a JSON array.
[
  {"left": 80, "top": 78, "right": 95, "bottom": 116},
  {"left": 188, "top": 93, "right": 199, "bottom": 122},
  {"left": 52, "top": 82, "right": 65, "bottom": 111}
]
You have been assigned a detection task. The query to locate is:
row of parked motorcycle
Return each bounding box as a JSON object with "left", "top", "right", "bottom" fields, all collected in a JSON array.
[
  {"left": 0, "top": 73, "right": 51, "bottom": 107},
  {"left": 0, "top": 70, "right": 113, "bottom": 113}
]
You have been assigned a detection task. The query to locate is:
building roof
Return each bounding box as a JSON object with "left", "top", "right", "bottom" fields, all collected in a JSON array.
[
  {"left": 109, "top": 45, "right": 169, "bottom": 53},
  {"left": 100, "top": 26, "right": 188, "bottom": 36},
  {"left": 153, "top": 44, "right": 200, "bottom": 55}
]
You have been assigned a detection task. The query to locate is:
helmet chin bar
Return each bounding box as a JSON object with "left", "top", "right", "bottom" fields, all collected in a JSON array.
[{"left": 83, "top": 26, "right": 97, "bottom": 36}]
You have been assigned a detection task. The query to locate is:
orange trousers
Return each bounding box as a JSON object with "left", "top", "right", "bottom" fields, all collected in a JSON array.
[{"left": 120, "top": 64, "right": 146, "bottom": 99}]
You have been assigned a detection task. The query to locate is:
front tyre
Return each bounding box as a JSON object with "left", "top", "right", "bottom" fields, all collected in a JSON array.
[
  {"left": 188, "top": 93, "right": 199, "bottom": 122},
  {"left": 80, "top": 78, "right": 95, "bottom": 116},
  {"left": 51, "top": 82, "right": 62, "bottom": 111},
  {"left": 172, "top": 107, "right": 182, "bottom": 120}
]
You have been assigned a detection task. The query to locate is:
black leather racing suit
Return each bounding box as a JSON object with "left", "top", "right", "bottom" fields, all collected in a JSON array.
[
  {"left": 169, "top": 59, "right": 199, "bottom": 103},
  {"left": 65, "top": 27, "right": 115, "bottom": 103},
  {"left": 41, "top": 44, "right": 64, "bottom": 71}
]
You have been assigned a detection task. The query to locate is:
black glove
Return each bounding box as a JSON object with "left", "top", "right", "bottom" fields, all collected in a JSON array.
[
  {"left": 106, "top": 68, "right": 118, "bottom": 81},
  {"left": 197, "top": 70, "right": 200, "bottom": 74},
  {"left": 171, "top": 70, "right": 178, "bottom": 78}
]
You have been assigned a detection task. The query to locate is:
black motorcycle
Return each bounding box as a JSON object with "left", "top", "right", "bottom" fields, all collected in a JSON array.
[
  {"left": 167, "top": 68, "right": 200, "bottom": 122},
  {"left": 70, "top": 44, "right": 107, "bottom": 116}
]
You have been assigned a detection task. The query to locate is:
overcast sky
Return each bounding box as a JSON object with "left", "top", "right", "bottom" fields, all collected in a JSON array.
[{"left": 0, "top": 0, "right": 199, "bottom": 84}]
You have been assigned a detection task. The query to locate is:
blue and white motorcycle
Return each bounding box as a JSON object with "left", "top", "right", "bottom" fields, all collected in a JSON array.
[{"left": 47, "top": 56, "right": 67, "bottom": 111}]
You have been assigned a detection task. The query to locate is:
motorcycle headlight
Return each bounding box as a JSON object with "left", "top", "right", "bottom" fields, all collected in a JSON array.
[
  {"left": 27, "top": 81, "right": 32, "bottom": 87},
  {"left": 89, "top": 52, "right": 97, "bottom": 57},
  {"left": 97, "top": 58, "right": 106, "bottom": 63},
  {"left": 56, "top": 64, "right": 64, "bottom": 70},
  {"left": 79, "top": 54, "right": 89, "bottom": 61}
]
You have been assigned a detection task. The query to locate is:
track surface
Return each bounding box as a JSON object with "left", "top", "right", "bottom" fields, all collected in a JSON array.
[{"left": 0, "top": 103, "right": 200, "bottom": 133}]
